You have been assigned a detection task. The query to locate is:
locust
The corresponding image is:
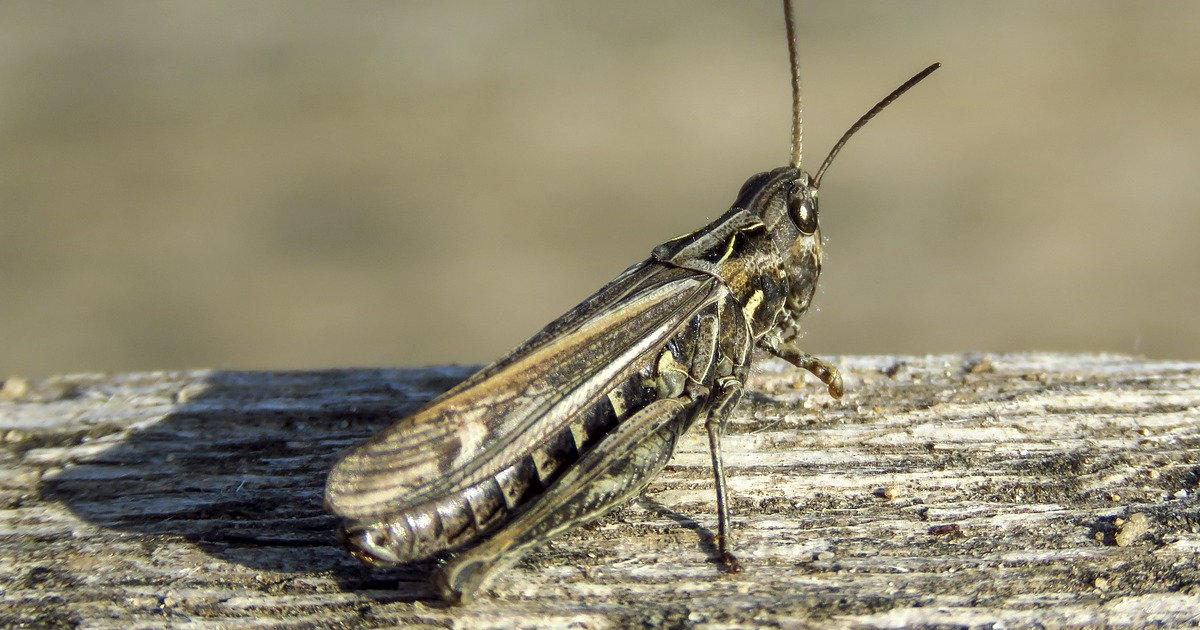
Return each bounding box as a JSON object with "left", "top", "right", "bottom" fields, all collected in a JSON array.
[{"left": 325, "top": 0, "right": 939, "bottom": 603}]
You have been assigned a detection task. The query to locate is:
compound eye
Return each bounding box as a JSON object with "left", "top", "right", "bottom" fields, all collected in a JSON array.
[{"left": 788, "top": 192, "right": 818, "bottom": 234}]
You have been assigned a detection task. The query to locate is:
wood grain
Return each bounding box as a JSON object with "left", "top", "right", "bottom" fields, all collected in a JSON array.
[{"left": 2, "top": 353, "right": 1199, "bottom": 628}]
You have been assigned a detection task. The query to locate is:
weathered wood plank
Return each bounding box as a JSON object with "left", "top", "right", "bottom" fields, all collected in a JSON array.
[{"left": 2, "top": 353, "right": 1199, "bottom": 628}]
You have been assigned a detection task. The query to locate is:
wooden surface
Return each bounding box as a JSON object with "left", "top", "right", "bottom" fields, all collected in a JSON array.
[{"left": 2, "top": 353, "right": 1199, "bottom": 629}]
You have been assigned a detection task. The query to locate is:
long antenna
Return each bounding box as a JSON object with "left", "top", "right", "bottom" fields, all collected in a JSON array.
[
  {"left": 812, "top": 62, "right": 941, "bottom": 189},
  {"left": 783, "top": 0, "right": 802, "bottom": 170}
]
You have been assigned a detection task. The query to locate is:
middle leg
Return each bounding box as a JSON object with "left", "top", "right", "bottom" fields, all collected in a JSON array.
[{"left": 702, "top": 374, "right": 745, "bottom": 573}]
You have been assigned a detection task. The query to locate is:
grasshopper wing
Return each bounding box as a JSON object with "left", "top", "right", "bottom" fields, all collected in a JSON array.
[{"left": 326, "top": 262, "right": 719, "bottom": 520}]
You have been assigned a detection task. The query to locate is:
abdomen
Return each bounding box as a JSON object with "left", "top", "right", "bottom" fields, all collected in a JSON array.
[{"left": 341, "top": 367, "right": 664, "bottom": 565}]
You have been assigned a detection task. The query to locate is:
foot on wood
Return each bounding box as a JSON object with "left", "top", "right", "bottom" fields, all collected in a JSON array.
[{"left": 720, "top": 551, "right": 743, "bottom": 574}]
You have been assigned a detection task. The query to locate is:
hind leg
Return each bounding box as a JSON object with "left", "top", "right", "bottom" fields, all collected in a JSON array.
[{"left": 434, "top": 395, "right": 696, "bottom": 603}]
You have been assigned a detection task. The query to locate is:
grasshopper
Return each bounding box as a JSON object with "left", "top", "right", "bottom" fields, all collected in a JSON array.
[{"left": 325, "top": 0, "right": 939, "bottom": 603}]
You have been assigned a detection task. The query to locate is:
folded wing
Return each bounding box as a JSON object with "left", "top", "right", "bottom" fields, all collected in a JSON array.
[{"left": 325, "top": 261, "right": 718, "bottom": 520}]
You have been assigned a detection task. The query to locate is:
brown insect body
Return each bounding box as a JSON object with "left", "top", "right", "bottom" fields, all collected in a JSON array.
[
  {"left": 325, "top": 2, "right": 939, "bottom": 603},
  {"left": 326, "top": 166, "right": 832, "bottom": 600}
]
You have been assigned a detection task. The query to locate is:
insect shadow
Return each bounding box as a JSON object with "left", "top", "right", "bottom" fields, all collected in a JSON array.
[
  {"left": 38, "top": 366, "right": 474, "bottom": 600},
  {"left": 635, "top": 496, "right": 721, "bottom": 563}
]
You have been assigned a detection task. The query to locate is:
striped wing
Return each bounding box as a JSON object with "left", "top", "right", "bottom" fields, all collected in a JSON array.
[{"left": 325, "top": 261, "right": 718, "bottom": 520}]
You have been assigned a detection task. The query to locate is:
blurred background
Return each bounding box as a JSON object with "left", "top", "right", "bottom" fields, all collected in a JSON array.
[{"left": 2, "top": 1, "right": 1198, "bottom": 378}]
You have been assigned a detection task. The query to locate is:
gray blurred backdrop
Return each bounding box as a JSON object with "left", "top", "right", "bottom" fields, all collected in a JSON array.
[{"left": 2, "top": 2, "right": 1199, "bottom": 377}]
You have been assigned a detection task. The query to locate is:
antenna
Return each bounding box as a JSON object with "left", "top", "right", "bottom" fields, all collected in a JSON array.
[
  {"left": 812, "top": 62, "right": 941, "bottom": 189},
  {"left": 783, "top": 0, "right": 803, "bottom": 170}
]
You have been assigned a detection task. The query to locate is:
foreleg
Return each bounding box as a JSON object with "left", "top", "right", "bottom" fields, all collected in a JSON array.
[{"left": 762, "top": 337, "right": 844, "bottom": 399}]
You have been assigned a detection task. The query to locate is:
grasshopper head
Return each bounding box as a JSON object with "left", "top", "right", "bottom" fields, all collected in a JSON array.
[
  {"left": 736, "top": 166, "right": 823, "bottom": 317},
  {"left": 780, "top": 169, "right": 822, "bottom": 315}
]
